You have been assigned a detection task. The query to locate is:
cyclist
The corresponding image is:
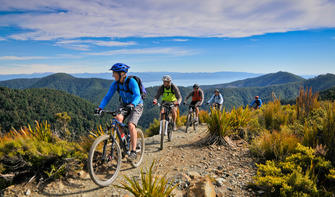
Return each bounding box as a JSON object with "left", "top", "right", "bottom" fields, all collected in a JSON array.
[
  {"left": 250, "top": 96, "right": 262, "bottom": 109},
  {"left": 95, "top": 63, "right": 143, "bottom": 161},
  {"left": 183, "top": 84, "right": 204, "bottom": 122},
  {"left": 153, "top": 75, "right": 182, "bottom": 131},
  {"left": 207, "top": 89, "right": 224, "bottom": 111}
]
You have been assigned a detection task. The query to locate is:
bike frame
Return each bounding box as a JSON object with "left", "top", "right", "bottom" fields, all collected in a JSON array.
[{"left": 101, "top": 111, "right": 131, "bottom": 160}]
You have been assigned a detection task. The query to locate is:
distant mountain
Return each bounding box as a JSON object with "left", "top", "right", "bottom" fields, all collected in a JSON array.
[
  {"left": 0, "top": 73, "right": 53, "bottom": 81},
  {"left": 1, "top": 72, "right": 335, "bottom": 130},
  {"left": 0, "top": 87, "right": 108, "bottom": 134},
  {"left": 0, "top": 71, "right": 264, "bottom": 87},
  {"left": 202, "top": 71, "right": 305, "bottom": 89}
]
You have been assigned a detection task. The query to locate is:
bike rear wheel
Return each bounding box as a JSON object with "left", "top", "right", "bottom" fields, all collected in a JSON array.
[
  {"left": 185, "top": 113, "right": 191, "bottom": 133},
  {"left": 88, "top": 134, "right": 121, "bottom": 187},
  {"left": 129, "top": 128, "right": 145, "bottom": 167},
  {"left": 193, "top": 112, "right": 198, "bottom": 131}
]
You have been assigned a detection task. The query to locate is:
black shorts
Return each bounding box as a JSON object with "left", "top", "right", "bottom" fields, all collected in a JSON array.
[{"left": 190, "top": 100, "right": 201, "bottom": 107}]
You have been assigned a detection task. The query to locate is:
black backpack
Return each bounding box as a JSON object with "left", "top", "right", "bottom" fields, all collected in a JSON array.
[{"left": 117, "top": 76, "right": 147, "bottom": 99}]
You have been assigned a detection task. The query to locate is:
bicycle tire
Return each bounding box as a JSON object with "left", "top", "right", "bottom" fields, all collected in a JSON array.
[
  {"left": 130, "top": 128, "right": 145, "bottom": 167},
  {"left": 88, "top": 134, "right": 121, "bottom": 187}
]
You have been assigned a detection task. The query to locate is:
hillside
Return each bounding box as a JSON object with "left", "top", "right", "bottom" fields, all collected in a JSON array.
[
  {"left": 320, "top": 86, "right": 335, "bottom": 101},
  {"left": 0, "top": 87, "right": 108, "bottom": 134},
  {"left": 1, "top": 72, "right": 335, "bottom": 130},
  {"left": 202, "top": 71, "right": 305, "bottom": 89}
]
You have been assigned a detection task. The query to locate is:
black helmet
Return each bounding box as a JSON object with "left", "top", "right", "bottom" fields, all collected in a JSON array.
[{"left": 193, "top": 84, "right": 199, "bottom": 88}]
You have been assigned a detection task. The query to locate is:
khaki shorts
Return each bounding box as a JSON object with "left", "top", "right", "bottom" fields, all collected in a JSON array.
[{"left": 118, "top": 104, "right": 143, "bottom": 126}]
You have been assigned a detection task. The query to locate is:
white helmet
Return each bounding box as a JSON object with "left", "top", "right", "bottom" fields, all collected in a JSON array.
[{"left": 162, "top": 75, "right": 172, "bottom": 82}]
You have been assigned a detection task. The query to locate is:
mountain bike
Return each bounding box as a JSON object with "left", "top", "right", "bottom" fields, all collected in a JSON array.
[
  {"left": 208, "top": 103, "right": 221, "bottom": 115},
  {"left": 88, "top": 109, "right": 145, "bottom": 187},
  {"left": 185, "top": 103, "right": 198, "bottom": 133},
  {"left": 156, "top": 103, "right": 175, "bottom": 150}
]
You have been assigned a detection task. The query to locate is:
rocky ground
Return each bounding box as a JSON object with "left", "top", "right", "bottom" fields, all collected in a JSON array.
[{"left": 3, "top": 124, "right": 258, "bottom": 197}]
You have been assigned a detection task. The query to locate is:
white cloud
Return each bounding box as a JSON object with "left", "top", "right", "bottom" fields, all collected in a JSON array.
[
  {"left": 0, "top": 56, "right": 50, "bottom": 60},
  {"left": 54, "top": 39, "right": 136, "bottom": 50},
  {"left": 0, "top": 0, "right": 334, "bottom": 40},
  {"left": 0, "top": 37, "right": 6, "bottom": 41},
  {"left": 0, "top": 63, "right": 102, "bottom": 74},
  {"left": 171, "top": 39, "right": 189, "bottom": 42},
  {"left": 84, "top": 47, "right": 198, "bottom": 56}
]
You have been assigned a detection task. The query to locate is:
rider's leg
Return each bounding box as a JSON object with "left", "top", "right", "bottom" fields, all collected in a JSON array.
[
  {"left": 115, "top": 114, "right": 124, "bottom": 134},
  {"left": 172, "top": 107, "right": 177, "bottom": 130},
  {"left": 128, "top": 122, "right": 137, "bottom": 151},
  {"left": 195, "top": 106, "right": 199, "bottom": 120}
]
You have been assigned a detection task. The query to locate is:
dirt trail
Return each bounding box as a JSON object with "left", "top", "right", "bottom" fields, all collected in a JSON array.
[{"left": 4, "top": 124, "right": 257, "bottom": 197}]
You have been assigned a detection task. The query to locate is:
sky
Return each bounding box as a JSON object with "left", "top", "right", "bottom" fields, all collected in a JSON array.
[{"left": 0, "top": 0, "right": 334, "bottom": 75}]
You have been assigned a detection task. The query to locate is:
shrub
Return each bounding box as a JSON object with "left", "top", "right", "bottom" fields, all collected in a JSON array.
[
  {"left": 250, "top": 127, "right": 300, "bottom": 161},
  {"left": 0, "top": 121, "right": 86, "bottom": 189},
  {"left": 296, "top": 87, "right": 320, "bottom": 121},
  {"left": 116, "top": 161, "right": 176, "bottom": 197},
  {"left": 198, "top": 110, "right": 209, "bottom": 124},
  {"left": 252, "top": 144, "right": 334, "bottom": 196},
  {"left": 145, "top": 118, "right": 160, "bottom": 137}
]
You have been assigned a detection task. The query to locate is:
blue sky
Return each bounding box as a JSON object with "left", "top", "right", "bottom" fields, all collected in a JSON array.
[{"left": 0, "top": 0, "right": 334, "bottom": 75}]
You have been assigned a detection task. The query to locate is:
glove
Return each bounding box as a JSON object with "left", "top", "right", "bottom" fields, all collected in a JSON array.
[
  {"left": 126, "top": 104, "right": 135, "bottom": 111},
  {"left": 183, "top": 101, "right": 186, "bottom": 105},
  {"left": 94, "top": 107, "right": 102, "bottom": 115},
  {"left": 153, "top": 99, "right": 158, "bottom": 105}
]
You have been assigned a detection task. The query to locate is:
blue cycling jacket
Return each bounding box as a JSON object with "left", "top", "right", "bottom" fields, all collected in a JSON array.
[
  {"left": 99, "top": 76, "right": 143, "bottom": 109},
  {"left": 250, "top": 99, "right": 262, "bottom": 107}
]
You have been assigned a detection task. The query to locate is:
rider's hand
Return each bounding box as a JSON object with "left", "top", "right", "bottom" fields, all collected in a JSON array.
[
  {"left": 153, "top": 99, "right": 158, "bottom": 105},
  {"left": 94, "top": 107, "right": 103, "bottom": 115},
  {"left": 126, "top": 104, "right": 135, "bottom": 111},
  {"left": 174, "top": 101, "right": 179, "bottom": 106},
  {"left": 183, "top": 101, "right": 186, "bottom": 105}
]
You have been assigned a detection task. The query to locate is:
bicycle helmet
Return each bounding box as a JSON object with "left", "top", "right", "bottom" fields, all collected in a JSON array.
[
  {"left": 214, "top": 89, "right": 219, "bottom": 93},
  {"left": 162, "top": 75, "right": 172, "bottom": 82},
  {"left": 193, "top": 84, "right": 199, "bottom": 88},
  {"left": 109, "top": 63, "right": 130, "bottom": 73}
]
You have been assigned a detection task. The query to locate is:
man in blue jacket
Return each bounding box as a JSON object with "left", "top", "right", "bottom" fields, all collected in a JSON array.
[
  {"left": 95, "top": 63, "right": 143, "bottom": 161},
  {"left": 250, "top": 96, "right": 262, "bottom": 109}
]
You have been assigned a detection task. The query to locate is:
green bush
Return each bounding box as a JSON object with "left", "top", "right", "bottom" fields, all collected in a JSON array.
[
  {"left": 252, "top": 144, "right": 334, "bottom": 196},
  {"left": 250, "top": 127, "right": 300, "bottom": 161},
  {"left": 0, "top": 121, "right": 86, "bottom": 189}
]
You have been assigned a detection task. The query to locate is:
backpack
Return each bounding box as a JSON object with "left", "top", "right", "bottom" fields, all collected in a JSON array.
[{"left": 117, "top": 76, "right": 147, "bottom": 99}]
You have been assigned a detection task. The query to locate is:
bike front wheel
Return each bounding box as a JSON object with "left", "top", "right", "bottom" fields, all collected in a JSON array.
[{"left": 88, "top": 134, "right": 122, "bottom": 187}]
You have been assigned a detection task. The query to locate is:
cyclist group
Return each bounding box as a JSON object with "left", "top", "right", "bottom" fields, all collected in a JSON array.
[{"left": 95, "top": 63, "right": 262, "bottom": 161}]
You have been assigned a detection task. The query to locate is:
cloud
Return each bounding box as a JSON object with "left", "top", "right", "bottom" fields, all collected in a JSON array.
[
  {"left": 0, "top": 54, "right": 82, "bottom": 61},
  {"left": 0, "top": 56, "right": 51, "bottom": 60},
  {"left": 0, "top": 37, "right": 6, "bottom": 41},
  {"left": 0, "top": 63, "right": 102, "bottom": 74},
  {"left": 54, "top": 39, "right": 136, "bottom": 50},
  {"left": 84, "top": 47, "right": 198, "bottom": 56},
  {"left": 171, "top": 39, "right": 189, "bottom": 42},
  {"left": 0, "top": 0, "right": 334, "bottom": 40}
]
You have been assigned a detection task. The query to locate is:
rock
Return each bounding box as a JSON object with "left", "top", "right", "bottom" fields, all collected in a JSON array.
[
  {"left": 217, "top": 166, "right": 223, "bottom": 171},
  {"left": 25, "top": 189, "right": 31, "bottom": 196},
  {"left": 227, "top": 187, "right": 233, "bottom": 191},
  {"left": 171, "top": 189, "right": 184, "bottom": 197},
  {"left": 188, "top": 171, "right": 201, "bottom": 179},
  {"left": 215, "top": 178, "right": 226, "bottom": 187},
  {"left": 187, "top": 177, "right": 216, "bottom": 197}
]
